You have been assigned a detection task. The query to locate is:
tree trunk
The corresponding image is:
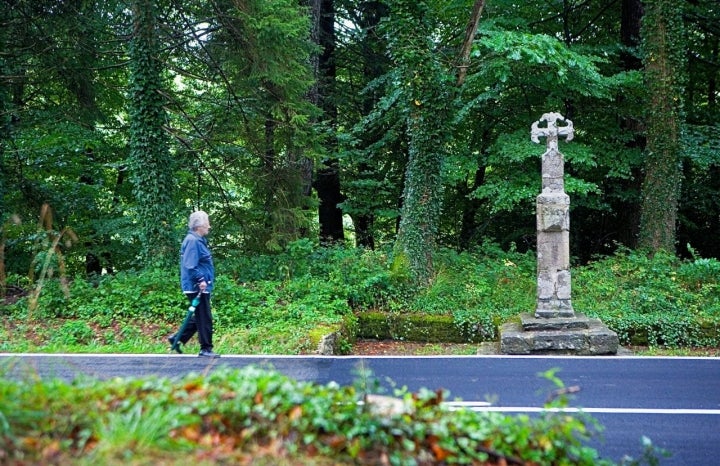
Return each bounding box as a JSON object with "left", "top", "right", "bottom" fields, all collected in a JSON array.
[
  {"left": 397, "top": 106, "right": 444, "bottom": 285},
  {"left": 313, "top": 0, "right": 345, "bottom": 244},
  {"left": 637, "top": 0, "right": 685, "bottom": 253},
  {"left": 458, "top": 166, "right": 486, "bottom": 250},
  {"left": 353, "top": 210, "right": 375, "bottom": 250},
  {"left": 128, "top": 0, "right": 176, "bottom": 266},
  {"left": 395, "top": 0, "right": 485, "bottom": 283},
  {"left": 614, "top": 0, "right": 644, "bottom": 249},
  {"left": 352, "top": 1, "right": 391, "bottom": 249},
  {"left": 262, "top": 116, "right": 276, "bottom": 221},
  {"left": 708, "top": 36, "right": 718, "bottom": 114},
  {"left": 456, "top": 0, "right": 485, "bottom": 86}
]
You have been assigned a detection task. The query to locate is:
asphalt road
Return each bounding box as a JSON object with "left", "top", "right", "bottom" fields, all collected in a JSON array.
[{"left": 2, "top": 353, "right": 718, "bottom": 465}]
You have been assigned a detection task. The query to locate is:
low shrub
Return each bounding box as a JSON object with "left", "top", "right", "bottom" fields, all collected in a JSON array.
[
  {"left": 0, "top": 365, "right": 660, "bottom": 465},
  {"left": 575, "top": 249, "right": 720, "bottom": 347}
]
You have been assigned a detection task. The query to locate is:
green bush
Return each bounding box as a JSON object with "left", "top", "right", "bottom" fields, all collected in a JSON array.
[
  {"left": 0, "top": 365, "right": 662, "bottom": 465},
  {"left": 51, "top": 321, "right": 95, "bottom": 346},
  {"left": 575, "top": 249, "right": 720, "bottom": 347}
]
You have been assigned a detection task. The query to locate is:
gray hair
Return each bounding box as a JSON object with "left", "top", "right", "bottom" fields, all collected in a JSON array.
[{"left": 188, "top": 210, "right": 209, "bottom": 230}]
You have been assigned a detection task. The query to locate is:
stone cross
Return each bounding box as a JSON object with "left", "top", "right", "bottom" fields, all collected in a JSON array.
[
  {"left": 531, "top": 112, "right": 575, "bottom": 318},
  {"left": 499, "top": 113, "right": 618, "bottom": 354}
]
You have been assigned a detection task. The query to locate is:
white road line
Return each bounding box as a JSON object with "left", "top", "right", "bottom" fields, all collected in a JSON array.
[
  {"left": 445, "top": 401, "right": 493, "bottom": 407},
  {"left": 443, "top": 402, "right": 720, "bottom": 415}
]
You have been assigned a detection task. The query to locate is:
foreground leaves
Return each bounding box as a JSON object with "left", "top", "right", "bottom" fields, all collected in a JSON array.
[{"left": 0, "top": 364, "right": 663, "bottom": 465}]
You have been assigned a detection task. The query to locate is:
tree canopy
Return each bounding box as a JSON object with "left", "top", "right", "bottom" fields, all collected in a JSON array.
[{"left": 1, "top": 0, "right": 719, "bottom": 284}]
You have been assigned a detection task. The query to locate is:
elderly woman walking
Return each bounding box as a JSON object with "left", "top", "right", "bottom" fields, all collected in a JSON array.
[{"left": 168, "top": 210, "right": 220, "bottom": 358}]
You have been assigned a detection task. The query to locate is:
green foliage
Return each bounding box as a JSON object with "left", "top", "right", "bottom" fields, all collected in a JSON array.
[
  {"left": 684, "top": 124, "right": 720, "bottom": 169},
  {"left": 0, "top": 365, "right": 650, "bottom": 465},
  {"left": 475, "top": 26, "right": 611, "bottom": 98},
  {"left": 0, "top": 0, "right": 135, "bottom": 277},
  {"left": 575, "top": 249, "right": 720, "bottom": 347},
  {"left": 221, "top": 241, "right": 412, "bottom": 311},
  {"left": 180, "top": 0, "right": 318, "bottom": 254},
  {"left": 51, "top": 321, "right": 95, "bottom": 346},
  {"left": 94, "top": 402, "right": 189, "bottom": 458},
  {"left": 17, "top": 269, "right": 183, "bottom": 322},
  {"left": 405, "top": 245, "right": 536, "bottom": 341},
  {"left": 3, "top": 243, "right": 720, "bottom": 353},
  {"left": 0, "top": 374, "right": 102, "bottom": 458}
]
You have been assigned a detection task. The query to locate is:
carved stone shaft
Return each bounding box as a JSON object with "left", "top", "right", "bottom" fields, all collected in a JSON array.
[
  {"left": 500, "top": 112, "right": 618, "bottom": 355},
  {"left": 531, "top": 113, "right": 575, "bottom": 318}
]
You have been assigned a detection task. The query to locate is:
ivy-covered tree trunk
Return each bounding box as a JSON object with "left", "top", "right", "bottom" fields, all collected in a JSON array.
[
  {"left": 396, "top": 105, "right": 446, "bottom": 285},
  {"left": 388, "top": 0, "right": 453, "bottom": 286},
  {"left": 390, "top": 0, "right": 484, "bottom": 284},
  {"left": 128, "top": 0, "right": 176, "bottom": 266},
  {"left": 0, "top": 49, "right": 9, "bottom": 294},
  {"left": 637, "top": 0, "right": 685, "bottom": 253},
  {"left": 0, "top": 56, "right": 10, "bottom": 228}
]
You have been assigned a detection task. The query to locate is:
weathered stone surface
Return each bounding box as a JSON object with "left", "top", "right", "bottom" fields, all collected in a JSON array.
[
  {"left": 536, "top": 234, "right": 570, "bottom": 268},
  {"left": 532, "top": 113, "right": 575, "bottom": 318},
  {"left": 499, "top": 113, "right": 618, "bottom": 355},
  {"left": 500, "top": 320, "right": 619, "bottom": 355},
  {"left": 537, "top": 192, "right": 570, "bottom": 231},
  {"left": 317, "top": 331, "right": 339, "bottom": 355},
  {"left": 520, "top": 312, "right": 590, "bottom": 330}
]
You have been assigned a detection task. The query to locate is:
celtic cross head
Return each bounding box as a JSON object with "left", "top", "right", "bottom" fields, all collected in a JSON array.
[{"left": 531, "top": 112, "right": 574, "bottom": 151}]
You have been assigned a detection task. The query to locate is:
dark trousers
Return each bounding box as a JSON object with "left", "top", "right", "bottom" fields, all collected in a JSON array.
[{"left": 177, "top": 292, "right": 213, "bottom": 351}]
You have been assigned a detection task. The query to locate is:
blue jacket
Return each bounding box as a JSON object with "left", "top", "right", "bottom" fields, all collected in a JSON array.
[{"left": 180, "top": 230, "right": 215, "bottom": 293}]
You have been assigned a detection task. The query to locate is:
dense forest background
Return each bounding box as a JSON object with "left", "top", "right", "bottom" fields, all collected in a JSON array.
[{"left": 1, "top": 0, "right": 719, "bottom": 286}]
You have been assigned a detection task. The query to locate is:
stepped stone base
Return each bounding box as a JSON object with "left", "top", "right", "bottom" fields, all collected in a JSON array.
[{"left": 500, "top": 313, "right": 619, "bottom": 355}]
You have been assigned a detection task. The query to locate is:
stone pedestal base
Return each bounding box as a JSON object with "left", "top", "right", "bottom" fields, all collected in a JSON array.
[{"left": 500, "top": 313, "right": 618, "bottom": 355}]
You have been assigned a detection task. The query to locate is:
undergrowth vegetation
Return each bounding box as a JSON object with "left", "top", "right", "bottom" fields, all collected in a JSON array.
[
  {"left": 0, "top": 364, "right": 664, "bottom": 465},
  {"left": 0, "top": 243, "right": 709, "bottom": 464},
  {"left": 1, "top": 241, "right": 719, "bottom": 353}
]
